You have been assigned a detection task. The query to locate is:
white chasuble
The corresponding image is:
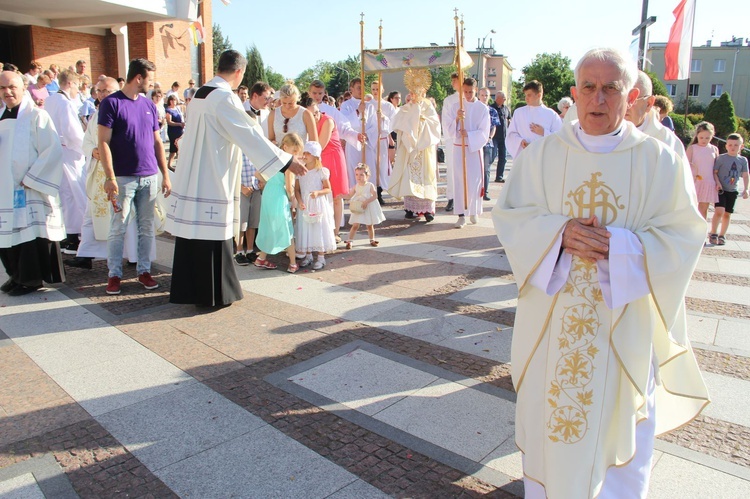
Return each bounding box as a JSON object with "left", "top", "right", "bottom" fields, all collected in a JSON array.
[{"left": 493, "top": 122, "right": 709, "bottom": 498}]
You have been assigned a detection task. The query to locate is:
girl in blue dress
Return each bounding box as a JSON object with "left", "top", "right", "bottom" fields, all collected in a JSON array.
[{"left": 254, "top": 133, "right": 302, "bottom": 273}]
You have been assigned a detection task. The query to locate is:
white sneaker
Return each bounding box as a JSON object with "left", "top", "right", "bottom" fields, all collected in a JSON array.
[
  {"left": 300, "top": 255, "right": 313, "bottom": 267},
  {"left": 469, "top": 215, "right": 478, "bottom": 224},
  {"left": 313, "top": 258, "right": 326, "bottom": 270},
  {"left": 454, "top": 217, "right": 466, "bottom": 229}
]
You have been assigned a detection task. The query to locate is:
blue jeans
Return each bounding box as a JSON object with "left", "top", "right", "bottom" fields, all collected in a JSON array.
[
  {"left": 483, "top": 143, "right": 495, "bottom": 196},
  {"left": 107, "top": 175, "right": 157, "bottom": 278}
]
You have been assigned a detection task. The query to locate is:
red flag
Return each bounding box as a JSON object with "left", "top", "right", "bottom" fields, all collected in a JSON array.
[{"left": 664, "top": 0, "right": 696, "bottom": 80}]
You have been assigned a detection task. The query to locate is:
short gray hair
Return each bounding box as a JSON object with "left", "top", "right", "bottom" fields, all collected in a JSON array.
[
  {"left": 574, "top": 48, "right": 637, "bottom": 90},
  {"left": 557, "top": 96, "right": 574, "bottom": 112},
  {"left": 634, "top": 70, "right": 653, "bottom": 96}
]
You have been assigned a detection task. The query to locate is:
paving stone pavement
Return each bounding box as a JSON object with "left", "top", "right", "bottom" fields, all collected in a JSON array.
[{"left": 2, "top": 161, "right": 750, "bottom": 498}]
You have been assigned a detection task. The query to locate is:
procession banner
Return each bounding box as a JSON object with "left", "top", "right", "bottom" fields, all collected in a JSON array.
[{"left": 362, "top": 46, "right": 473, "bottom": 73}]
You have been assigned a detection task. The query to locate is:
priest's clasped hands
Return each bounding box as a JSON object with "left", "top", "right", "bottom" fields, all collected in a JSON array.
[{"left": 562, "top": 215, "right": 611, "bottom": 262}]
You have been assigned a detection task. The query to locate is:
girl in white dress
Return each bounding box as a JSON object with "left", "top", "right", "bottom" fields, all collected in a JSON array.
[
  {"left": 345, "top": 164, "right": 386, "bottom": 249},
  {"left": 295, "top": 141, "right": 336, "bottom": 270}
]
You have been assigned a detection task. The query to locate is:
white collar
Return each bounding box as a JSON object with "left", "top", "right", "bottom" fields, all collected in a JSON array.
[{"left": 575, "top": 122, "right": 628, "bottom": 153}]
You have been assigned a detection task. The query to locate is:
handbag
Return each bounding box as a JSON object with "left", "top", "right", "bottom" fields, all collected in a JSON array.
[
  {"left": 349, "top": 198, "right": 365, "bottom": 214},
  {"left": 303, "top": 195, "right": 325, "bottom": 223}
]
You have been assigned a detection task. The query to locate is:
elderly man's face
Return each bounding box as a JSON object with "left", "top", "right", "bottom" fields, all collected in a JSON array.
[
  {"left": 496, "top": 94, "right": 506, "bottom": 105},
  {"left": 238, "top": 87, "right": 248, "bottom": 101},
  {"left": 625, "top": 89, "right": 654, "bottom": 127},
  {"left": 572, "top": 60, "right": 638, "bottom": 136},
  {"left": 0, "top": 72, "right": 23, "bottom": 108}
]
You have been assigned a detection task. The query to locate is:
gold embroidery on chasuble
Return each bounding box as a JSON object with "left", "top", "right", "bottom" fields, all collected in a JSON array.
[
  {"left": 408, "top": 151, "right": 425, "bottom": 196},
  {"left": 547, "top": 172, "right": 623, "bottom": 444},
  {"left": 91, "top": 164, "right": 110, "bottom": 218}
]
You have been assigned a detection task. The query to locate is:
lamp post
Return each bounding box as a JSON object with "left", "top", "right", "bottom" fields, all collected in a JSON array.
[
  {"left": 335, "top": 66, "right": 350, "bottom": 94},
  {"left": 478, "top": 29, "right": 496, "bottom": 90}
]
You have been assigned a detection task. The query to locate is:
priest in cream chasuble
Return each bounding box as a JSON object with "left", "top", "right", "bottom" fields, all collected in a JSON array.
[{"left": 493, "top": 49, "right": 709, "bottom": 499}]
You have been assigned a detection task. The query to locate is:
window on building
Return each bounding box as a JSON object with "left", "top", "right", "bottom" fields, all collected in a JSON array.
[
  {"left": 688, "top": 84, "right": 700, "bottom": 97},
  {"left": 714, "top": 59, "right": 726, "bottom": 72},
  {"left": 691, "top": 59, "right": 702, "bottom": 72},
  {"left": 666, "top": 84, "right": 677, "bottom": 96},
  {"left": 711, "top": 84, "right": 724, "bottom": 97}
]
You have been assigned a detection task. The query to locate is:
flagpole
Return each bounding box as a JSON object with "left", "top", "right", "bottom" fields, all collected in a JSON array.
[
  {"left": 683, "top": 0, "right": 696, "bottom": 125},
  {"left": 360, "top": 13, "right": 367, "bottom": 165},
  {"left": 376, "top": 19, "right": 383, "bottom": 192},
  {"left": 459, "top": 14, "right": 468, "bottom": 210}
]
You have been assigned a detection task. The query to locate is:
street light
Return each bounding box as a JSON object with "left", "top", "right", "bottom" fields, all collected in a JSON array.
[
  {"left": 335, "top": 66, "right": 351, "bottom": 92},
  {"left": 478, "top": 29, "right": 496, "bottom": 90}
]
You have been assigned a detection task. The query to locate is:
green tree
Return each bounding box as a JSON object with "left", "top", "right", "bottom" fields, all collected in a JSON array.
[
  {"left": 521, "top": 52, "right": 575, "bottom": 108},
  {"left": 242, "top": 45, "right": 266, "bottom": 89},
  {"left": 212, "top": 24, "right": 232, "bottom": 74},
  {"left": 645, "top": 70, "right": 668, "bottom": 97},
  {"left": 704, "top": 92, "right": 738, "bottom": 138},
  {"left": 265, "top": 66, "right": 285, "bottom": 90},
  {"left": 427, "top": 65, "right": 456, "bottom": 112}
]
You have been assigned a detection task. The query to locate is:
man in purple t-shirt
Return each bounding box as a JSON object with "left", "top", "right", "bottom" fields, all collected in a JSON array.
[{"left": 98, "top": 58, "right": 171, "bottom": 295}]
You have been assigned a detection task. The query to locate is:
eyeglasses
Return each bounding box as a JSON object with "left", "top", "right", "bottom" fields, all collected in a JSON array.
[
  {"left": 283, "top": 117, "right": 290, "bottom": 133},
  {"left": 636, "top": 95, "right": 652, "bottom": 101}
]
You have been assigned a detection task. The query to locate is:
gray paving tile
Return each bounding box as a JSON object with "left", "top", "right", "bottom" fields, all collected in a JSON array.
[
  {"left": 686, "top": 314, "right": 718, "bottom": 345},
  {"left": 325, "top": 479, "right": 390, "bottom": 498},
  {"left": 715, "top": 319, "right": 750, "bottom": 352},
  {"left": 435, "top": 326, "right": 513, "bottom": 364},
  {"left": 701, "top": 372, "right": 750, "bottom": 427},
  {"left": 0, "top": 298, "right": 106, "bottom": 340},
  {"left": 0, "top": 473, "right": 45, "bottom": 499},
  {"left": 686, "top": 280, "right": 750, "bottom": 306},
  {"left": 649, "top": 454, "right": 750, "bottom": 498},
  {"left": 450, "top": 277, "right": 518, "bottom": 312},
  {"left": 291, "top": 348, "right": 438, "bottom": 416},
  {"left": 375, "top": 378, "right": 515, "bottom": 462},
  {"left": 10, "top": 327, "right": 148, "bottom": 376},
  {"left": 99, "top": 383, "right": 266, "bottom": 470},
  {"left": 480, "top": 436, "right": 523, "bottom": 479},
  {"left": 52, "top": 351, "right": 195, "bottom": 417},
  {"left": 157, "top": 426, "right": 359, "bottom": 499}
]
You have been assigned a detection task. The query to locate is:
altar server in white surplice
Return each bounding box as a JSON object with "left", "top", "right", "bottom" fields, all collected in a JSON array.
[
  {"left": 0, "top": 71, "right": 65, "bottom": 296},
  {"left": 166, "top": 50, "right": 307, "bottom": 308},
  {"left": 340, "top": 77, "right": 377, "bottom": 188},
  {"left": 493, "top": 48, "right": 709, "bottom": 499},
  {"left": 370, "top": 80, "right": 397, "bottom": 201},
  {"left": 45, "top": 69, "right": 87, "bottom": 253},
  {"left": 444, "top": 77, "right": 490, "bottom": 229},
  {"left": 440, "top": 73, "right": 461, "bottom": 211},
  {"left": 505, "top": 79, "right": 562, "bottom": 159}
]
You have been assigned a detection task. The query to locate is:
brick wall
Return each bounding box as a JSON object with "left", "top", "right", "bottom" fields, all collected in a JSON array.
[{"left": 30, "top": 26, "right": 111, "bottom": 78}]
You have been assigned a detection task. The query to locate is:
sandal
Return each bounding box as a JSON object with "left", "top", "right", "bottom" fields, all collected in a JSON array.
[
  {"left": 718, "top": 235, "right": 726, "bottom": 246},
  {"left": 287, "top": 263, "right": 299, "bottom": 273},
  {"left": 370, "top": 240, "right": 379, "bottom": 247},
  {"left": 709, "top": 233, "right": 719, "bottom": 245},
  {"left": 335, "top": 235, "right": 342, "bottom": 243},
  {"left": 345, "top": 241, "right": 352, "bottom": 250},
  {"left": 253, "top": 258, "right": 277, "bottom": 269}
]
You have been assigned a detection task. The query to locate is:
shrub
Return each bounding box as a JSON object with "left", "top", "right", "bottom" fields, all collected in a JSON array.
[
  {"left": 645, "top": 70, "right": 668, "bottom": 97},
  {"left": 704, "top": 92, "right": 738, "bottom": 139},
  {"left": 670, "top": 113, "right": 695, "bottom": 146},
  {"left": 686, "top": 113, "right": 704, "bottom": 125}
]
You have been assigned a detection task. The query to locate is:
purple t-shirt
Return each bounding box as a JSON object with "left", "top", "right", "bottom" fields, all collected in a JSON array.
[{"left": 98, "top": 91, "right": 160, "bottom": 176}]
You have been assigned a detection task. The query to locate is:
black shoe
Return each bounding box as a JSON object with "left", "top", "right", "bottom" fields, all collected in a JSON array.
[
  {"left": 64, "top": 257, "right": 93, "bottom": 269},
  {"left": 405, "top": 210, "right": 414, "bottom": 219},
  {"left": 424, "top": 213, "right": 435, "bottom": 223},
  {"left": 483, "top": 196, "right": 491, "bottom": 201},
  {"left": 1, "top": 278, "right": 17, "bottom": 293},
  {"left": 377, "top": 186, "right": 385, "bottom": 206},
  {"left": 445, "top": 199, "right": 454, "bottom": 212},
  {"left": 234, "top": 253, "right": 250, "bottom": 266},
  {"left": 247, "top": 252, "right": 258, "bottom": 263},
  {"left": 8, "top": 284, "right": 42, "bottom": 296},
  {"left": 61, "top": 241, "right": 79, "bottom": 255},
  {"left": 498, "top": 177, "right": 505, "bottom": 183}
]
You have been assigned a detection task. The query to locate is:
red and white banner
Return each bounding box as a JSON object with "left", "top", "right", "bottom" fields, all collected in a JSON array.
[{"left": 664, "top": 0, "right": 696, "bottom": 80}]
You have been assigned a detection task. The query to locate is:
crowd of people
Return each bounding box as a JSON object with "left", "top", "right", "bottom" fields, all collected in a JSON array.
[{"left": 2, "top": 46, "right": 737, "bottom": 498}]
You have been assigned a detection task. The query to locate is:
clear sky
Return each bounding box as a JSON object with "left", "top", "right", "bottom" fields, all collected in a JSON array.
[{"left": 212, "top": 0, "right": 747, "bottom": 80}]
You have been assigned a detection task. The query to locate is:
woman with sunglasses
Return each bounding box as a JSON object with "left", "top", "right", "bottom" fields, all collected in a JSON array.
[{"left": 268, "top": 82, "right": 318, "bottom": 145}]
